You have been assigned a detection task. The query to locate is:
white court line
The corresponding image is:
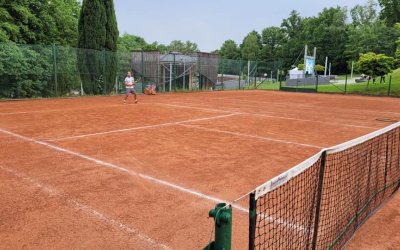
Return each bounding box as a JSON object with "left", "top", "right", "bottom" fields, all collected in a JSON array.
[
  {"left": 47, "top": 113, "right": 238, "bottom": 141},
  {"left": 0, "top": 165, "right": 171, "bottom": 250},
  {"left": 156, "top": 102, "right": 379, "bottom": 130},
  {"left": 0, "top": 104, "right": 123, "bottom": 116},
  {"left": 0, "top": 128, "right": 248, "bottom": 214},
  {"left": 180, "top": 124, "right": 323, "bottom": 149}
]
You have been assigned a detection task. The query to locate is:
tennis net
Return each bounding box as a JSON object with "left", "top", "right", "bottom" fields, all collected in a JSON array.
[{"left": 250, "top": 121, "right": 400, "bottom": 250}]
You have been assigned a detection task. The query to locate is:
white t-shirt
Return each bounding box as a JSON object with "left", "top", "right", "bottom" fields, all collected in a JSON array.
[{"left": 125, "top": 76, "right": 135, "bottom": 89}]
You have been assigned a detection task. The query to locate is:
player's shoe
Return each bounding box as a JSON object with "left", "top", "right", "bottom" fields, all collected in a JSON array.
[
  {"left": 123, "top": 100, "right": 126, "bottom": 104},
  {"left": 134, "top": 99, "right": 138, "bottom": 104}
]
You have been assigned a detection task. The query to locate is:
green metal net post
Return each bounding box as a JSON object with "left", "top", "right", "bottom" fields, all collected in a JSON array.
[
  {"left": 388, "top": 75, "right": 392, "bottom": 96},
  {"left": 204, "top": 203, "right": 232, "bottom": 250}
]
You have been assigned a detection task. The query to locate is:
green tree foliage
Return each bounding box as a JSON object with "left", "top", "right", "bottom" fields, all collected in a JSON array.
[
  {"left": 305, "top": 7, "right": 349, "bottom": 73},
  {"left": 296, "top": 64, "right": 324, "bottom": 73},
  {"left": 78, "top": 0, "right": 119, "bottom": 94},
  {"left": 0, "top": 43, "right": 53, "bottom": 98},
  {"left": 346, "top": 1, "right": 398, "bottom": 62},
  {"left": 315, "top": 64, "right": 325, "bottom": 73},
  {"left": 260, "top": 27, "right": 284, "bottom": 60},
  {"left": 167, "top": 40, "right": 199, "bottom": 54},
  {"left": 0, "top": 1, "right": 80, "bottom": 98},
  {"left": 0, "top": 0, "right": 80, "bottom": 45},
  {"left": 378, "top": 0, "right": 400, "bottom": 26},
  {"left": 219, "top": 40, "right": 240, "bottom": 59},
  {"left": 240, "top": 31, "right": 262, "bottom": 61},
  {"left": 279, "top": 11, "right": 307, "bottom": 69},
  {"left": 351, "top": 0, "right": 379, "bottom": 27},
  {"left": 104, "top": 0, "right": 119, "bottom": 93},
  {"left": 117, "top": 34, "right": 147, "bottom": 51},
  {"left": 355, "top": 52, "right": 395, "bottom": 77},
  {"left": 345, "top": 21, "right": 398, "bottom": 61}
]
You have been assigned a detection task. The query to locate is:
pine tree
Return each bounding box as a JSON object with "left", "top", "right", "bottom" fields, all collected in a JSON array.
[
  {"left": 104, "top": 0, "right": 119, "bottom": 93},
  {"left": 78, "top": 0, "right": 118, "bottom": 94}
]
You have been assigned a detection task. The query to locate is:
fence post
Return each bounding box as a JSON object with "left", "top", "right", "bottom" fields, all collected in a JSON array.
[
  {"left": 254, "top": 63, "right": 257, "bottom": 89},
  {"left": 345, "top": 74, "right": 348, "bottom": 94},
  {"left": 388, "top": 75, "right": 392, "bottom": 96},
  {"left": 221, "top": 59, "right": 224, "bottom": 90},
  {"left": 311, "top": 151, "right": 327, "bottom": 250},
  {"left": 173, "top": 53, "right": 177, "bottom": 91},
  {"left": 103, "top": 48, "right": 106, "bottom": 94},
  {"left": 238, "top": 60, "right": 241, "bottom": 90},
  {"left": 52, "top": 44, "right": 58, "bottom": 96},
  {"left": 315, "top": 75, "right": 319, "bottom": 92},
  {"left": 141, "top": 50, "right": 145, "bottom": 93},
  {"left": 204, "top": 203, "right": 232, "bottom": 250}
]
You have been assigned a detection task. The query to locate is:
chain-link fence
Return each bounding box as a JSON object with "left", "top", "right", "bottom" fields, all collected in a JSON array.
[
  {"left": 1, "top": 42, "right": 399, "bottom": 99},
  {"left": 0, "top": 43, "right": 281, "bottom": 99}
]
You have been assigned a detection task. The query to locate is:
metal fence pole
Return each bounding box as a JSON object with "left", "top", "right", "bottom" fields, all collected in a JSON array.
[
  {"left": 103, "top": 49, "right": 107, "bottom": 94},
  {"left": 345, "top": 74, "right": 348, "bottom": 94},
  {"left": 52, "top": 44, "right": 58, "bottom": 96},
  {"left": 388, "top": 75, "right": 392, "bottom": 96},
  {"left": 141, "top": 50, "right": 144, "bottom": 93},
  {"left": 221, "top": 59, "right": 224, "bottom": 90}
]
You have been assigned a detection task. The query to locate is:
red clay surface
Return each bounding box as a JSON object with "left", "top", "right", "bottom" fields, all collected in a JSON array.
[{"left": 0, "top": 90, "right": 399, "bottom": 249}]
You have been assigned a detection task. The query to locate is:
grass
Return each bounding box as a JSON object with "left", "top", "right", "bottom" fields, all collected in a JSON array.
[
  {"left": 246, "top": 80, "right": 280, "bottom": 90},
  {"left": 316, "top": 69, "right": 400, "bottom": 97}
]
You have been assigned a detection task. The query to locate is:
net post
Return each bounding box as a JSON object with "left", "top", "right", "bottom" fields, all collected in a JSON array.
[
  {"left": 204, "top": 203, "right": 232, "bottom": 250},
  {"left": 249, "top": 192, "right": 256, "bottom": 250},
  {"left": 311, "top": 150, "right": 327, "bottom": 250},
  {"left": 315, "top": 74, "right": 319, "bottom": 92},
  {"left": 345, "top": 74, "right": 348, "bottom": 93},
  {"left": 388, "top": 75, "right": 392, "bottom": 96}
]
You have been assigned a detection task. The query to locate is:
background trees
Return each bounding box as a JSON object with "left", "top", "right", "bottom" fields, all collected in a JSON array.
[{"left": 78, "top": 0, "right": 119, "bottom": 94}]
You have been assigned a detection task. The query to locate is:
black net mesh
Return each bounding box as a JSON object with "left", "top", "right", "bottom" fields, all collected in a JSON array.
[{"left": 252, "top": 125, "right": 400, "bottom": 250}]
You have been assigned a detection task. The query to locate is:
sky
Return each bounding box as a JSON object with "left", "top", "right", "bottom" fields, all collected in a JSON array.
[{"left": 114, "top": 0, "right": 372, "bottom": 52}]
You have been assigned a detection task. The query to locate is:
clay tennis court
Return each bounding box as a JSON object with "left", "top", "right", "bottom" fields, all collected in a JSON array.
[{"left": 0, "top": 90, "right": 399, "bottom": 249}]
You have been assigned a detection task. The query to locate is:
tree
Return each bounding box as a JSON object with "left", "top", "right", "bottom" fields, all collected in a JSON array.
[
  {"left": 351, "top": 0, "right": 379, "bottom": 27},
  {"left": 0, "top": 0, "right": 80, "bottom": 45},
  {"left": 219, "top": 40, "right": 240, "bottom": 59},
  {"left": 315, "top": 64, "right": 325, "bottom": 73},
  {"left": 305, "top": 7, "right": 349, "bottom": 73},
  {"left": 240, "top": 31, "right": 262, "bottom": 61},
  {"left": 378, "top": 0, "right": 400, "bottom": 26},
  {"left": 345, "top": 21, "right": 398, "bottom": 61},
  {"left": 78, "top": 0, "right": 119, "bottom": 94},
  {"left": 260, "top": 27, "right": 284, "bottom": 60},
  {"left": 167, "top": 40, "right": 199, "bottom": 54},
  {"left": 280, "top": 11, "right": 307, "bottom": 69},
  {"left": 355, "top": 52, "right": 395, "bottom": 77},
  {"left": 0, "top": 0, "right": 80, "bottom": 98},
  {"left": 117, "top": 34, "right": 147, "bottom": 51}
]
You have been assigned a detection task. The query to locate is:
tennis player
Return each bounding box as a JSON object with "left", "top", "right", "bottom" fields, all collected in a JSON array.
[{"left": 123, "top": 71, "right": 138, "bottom": 104}]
